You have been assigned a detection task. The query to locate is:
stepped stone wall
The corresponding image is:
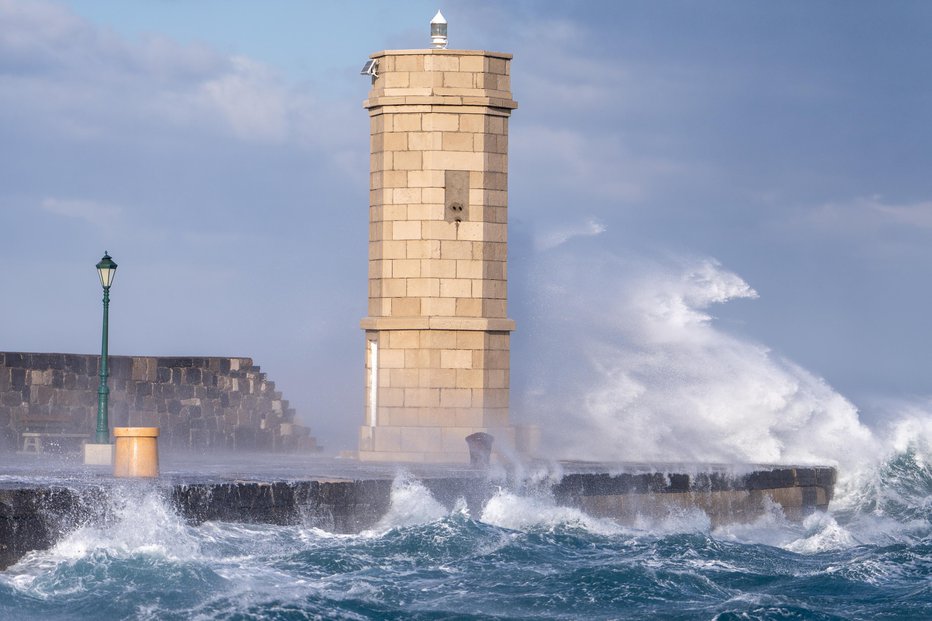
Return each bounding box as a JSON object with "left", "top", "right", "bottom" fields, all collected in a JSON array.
[{"left": 0, "top": 352, "right": 318, "bottom": 452}]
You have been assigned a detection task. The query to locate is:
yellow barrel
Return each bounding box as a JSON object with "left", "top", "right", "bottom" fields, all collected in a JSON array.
[{"left": 113, "top": 427, "right": 160, "bottom": 478}]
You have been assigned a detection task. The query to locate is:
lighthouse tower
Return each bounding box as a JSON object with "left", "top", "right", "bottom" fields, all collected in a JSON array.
[{"left": 358, "top": 13, "right": 518, "bottom": 462}]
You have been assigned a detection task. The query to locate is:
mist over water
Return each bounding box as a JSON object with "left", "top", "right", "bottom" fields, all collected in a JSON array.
[{"left": 515, "top": 245, "right": 932, "bottom": 490}]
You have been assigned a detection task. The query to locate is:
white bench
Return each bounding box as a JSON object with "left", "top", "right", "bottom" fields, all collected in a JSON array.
[{"left": 21, "top": 432, "right": 89, "bottom": 453}]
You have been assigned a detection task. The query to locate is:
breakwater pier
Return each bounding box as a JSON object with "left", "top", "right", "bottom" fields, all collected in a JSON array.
[{"left": 0, "top": 453, "right": 834, "bottom": 570}]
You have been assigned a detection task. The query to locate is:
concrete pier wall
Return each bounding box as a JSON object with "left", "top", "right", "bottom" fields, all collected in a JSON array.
[
  {"left": 552, "top": 466, "right": 837, "bottom": 524},
  {"left": 0, "top": 352, "right": 318, "bottom": 452},
  {"left": 0, "top": 464, "right": 835, "bottom": 570}
]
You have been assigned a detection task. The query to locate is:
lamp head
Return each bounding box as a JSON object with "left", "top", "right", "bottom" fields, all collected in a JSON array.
[{"left": 96, "top": 251, "right": 117, "bottom": 289}]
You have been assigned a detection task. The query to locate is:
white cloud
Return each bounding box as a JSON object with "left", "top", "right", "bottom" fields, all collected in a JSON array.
[
  {"left": 0, "top": 0, "right": 348, "bottom": 150},
  {"left": 809, "top": 195, "right": 932, "bottom": 233},
  {"left": 40, "top": 197, "right": 121, "bottom": 224},
  {"left": 196, "top": 56, "right": 290, "bottom": 143},
  {"left": 871, "top": 200, "right": 932, "bottom": 229},
  {"left": 514, "top": 124, "right": 690, "bottom": 203},
  {"left": 535, "top": 217, "right": 606, "bottom": 250}
]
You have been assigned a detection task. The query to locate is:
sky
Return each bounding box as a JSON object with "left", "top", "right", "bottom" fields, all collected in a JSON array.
[{"left": 1, "top": 0, "right": 931, "bottom": 454}]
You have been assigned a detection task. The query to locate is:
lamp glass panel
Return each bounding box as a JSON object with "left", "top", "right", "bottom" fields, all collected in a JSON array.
[{"left": 98, "top": 267, "right": 115, "bottom": 288}]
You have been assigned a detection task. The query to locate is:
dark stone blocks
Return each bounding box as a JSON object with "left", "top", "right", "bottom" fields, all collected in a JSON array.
[
  {"left": 0, "top": 352, "right": 317, "bottom": 452},
  {"left": 552, "top": 466, "right": 837, "bottom": 513},
  {"left": 5, "top": 353, "right": 26, "bottom": 368},
  {"left": 2, "top": 392, "right": 23, "bottom": 407},
  {"left": 10, "top": 368, "right": 25, "bottom": 389},
  {"left": 63, "top": 355, "right": 87, "bottom": 374},
  {"left": 160, "top": 357, "right": 195, "bottom": 368},
  {"left": 109, "top": 357, "right": 132, "bottom": 380}
]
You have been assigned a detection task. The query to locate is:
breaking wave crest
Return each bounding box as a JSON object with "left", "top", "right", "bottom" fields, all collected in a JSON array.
[
  {"left": 366, "top": 473, "right": 449, "bottom": 533},
  {"left": 518, "top": 250, "right": 932, "bottom": 503}
]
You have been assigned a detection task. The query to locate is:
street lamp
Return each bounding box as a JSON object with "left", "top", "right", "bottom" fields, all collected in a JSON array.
[{"left": 95, "top": 251, "right": 117, "bottom": 444}]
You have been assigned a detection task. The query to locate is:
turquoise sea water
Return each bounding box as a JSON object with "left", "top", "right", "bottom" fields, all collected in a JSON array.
[{"left": 1, "top": 451, "right": 929, "bottom": 620}]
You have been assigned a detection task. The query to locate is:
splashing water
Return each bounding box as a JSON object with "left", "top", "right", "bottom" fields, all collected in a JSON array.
[
  {"left": 480, "top": 487, "right": 628, "bottom": 536},
  {"left": 0, "top": 463, "right": 928, "bottom": 620},
  {"left": 10, "top": 486, "right": 199, "bottom": 573},
  {"left": 366, "top": 473, "right": 449, "bottom": 533},
  {"left": 518, "top": 250, "right": 931, "bottom": 494},
  {"left": 513, "top": 248, "right": 932, "bottom": 597}
]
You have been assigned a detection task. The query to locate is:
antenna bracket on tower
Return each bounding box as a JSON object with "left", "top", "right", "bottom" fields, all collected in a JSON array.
[{"left": 360, "top": 59, "right": 379, "bottom": 78}]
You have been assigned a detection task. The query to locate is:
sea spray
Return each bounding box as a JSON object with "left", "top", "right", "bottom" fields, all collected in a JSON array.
[
  {"left": 7, "top": 485, "right": 201, "bottom": 583},
  {"left": 481, "top": 487, "right": 627, "bottom": 536},
  {"left": 517, "top": 245, "right": 932, "bottom": 568},
  {"left": 521, "top": 249, "right": 881, "bottom": 475},
  {"left": 366, "top": 472, "right": 448, "bottom": 533},
  {"left": 0, "top": 465, "right": 929, "bottom": 619}
]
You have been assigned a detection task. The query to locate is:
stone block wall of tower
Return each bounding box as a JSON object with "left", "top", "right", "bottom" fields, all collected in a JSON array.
[
  {"left": 359, "top": 49, "right": 518, "bottom": 463},
  {"left": 364, "top": 51, "right": 513, "bottom": 322}
]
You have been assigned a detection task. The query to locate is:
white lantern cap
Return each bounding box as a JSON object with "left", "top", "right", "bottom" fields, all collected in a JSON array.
[{"left": 430, "top": 11, "right": 448, "bottom": 49}]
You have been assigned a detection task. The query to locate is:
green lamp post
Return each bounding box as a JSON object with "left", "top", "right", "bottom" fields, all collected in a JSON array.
[{"left": 95, "top": 252, "right": 117, "bottom": 444}]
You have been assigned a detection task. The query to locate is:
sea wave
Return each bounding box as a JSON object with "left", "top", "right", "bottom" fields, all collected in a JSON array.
[{"left": 0, "top": 468, "right": 929, "bottom": 620}]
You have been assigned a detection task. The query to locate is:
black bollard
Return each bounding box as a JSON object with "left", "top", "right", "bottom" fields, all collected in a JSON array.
[{"left": 465, "top": 432, "right": 494, "bottom": 467}]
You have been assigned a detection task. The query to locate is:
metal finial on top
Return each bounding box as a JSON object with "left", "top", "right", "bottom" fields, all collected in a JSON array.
[{"left": 431, "top": 10, "right": 448, "bottom": 49}]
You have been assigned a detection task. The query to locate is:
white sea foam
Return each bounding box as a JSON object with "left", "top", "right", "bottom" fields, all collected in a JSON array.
[
  {"left": 830, "top": 407, "right": 932, "bottom": 526},
  {"left": 1, "top": 491, "right": 333, "bottom": 615},
  {"left": 515, "top": 246, "right": 932, "bottom": 549},
  {"left": 5, "top": 486, "right": 201, "bottom": 592},
  {"left": 479, "top": 488, "right": 626, "bottom": 536},
  {"left": 365, "top": 472, "right": 449, "bottom": 534},
  {"left": 532, "top": 254, "right": 932, "bottom": 480},
  {"left": 784, "top": 511, "right": 859, "bottom": 553},
  {"left": 885, "top": 409, "right": 932, "bottom": 457},
  {"left": 61, "top": 487, "right": 198, "bottom": 560},
  {"left": 522, "top": 251, "right": 881, "bottom": 473}
]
